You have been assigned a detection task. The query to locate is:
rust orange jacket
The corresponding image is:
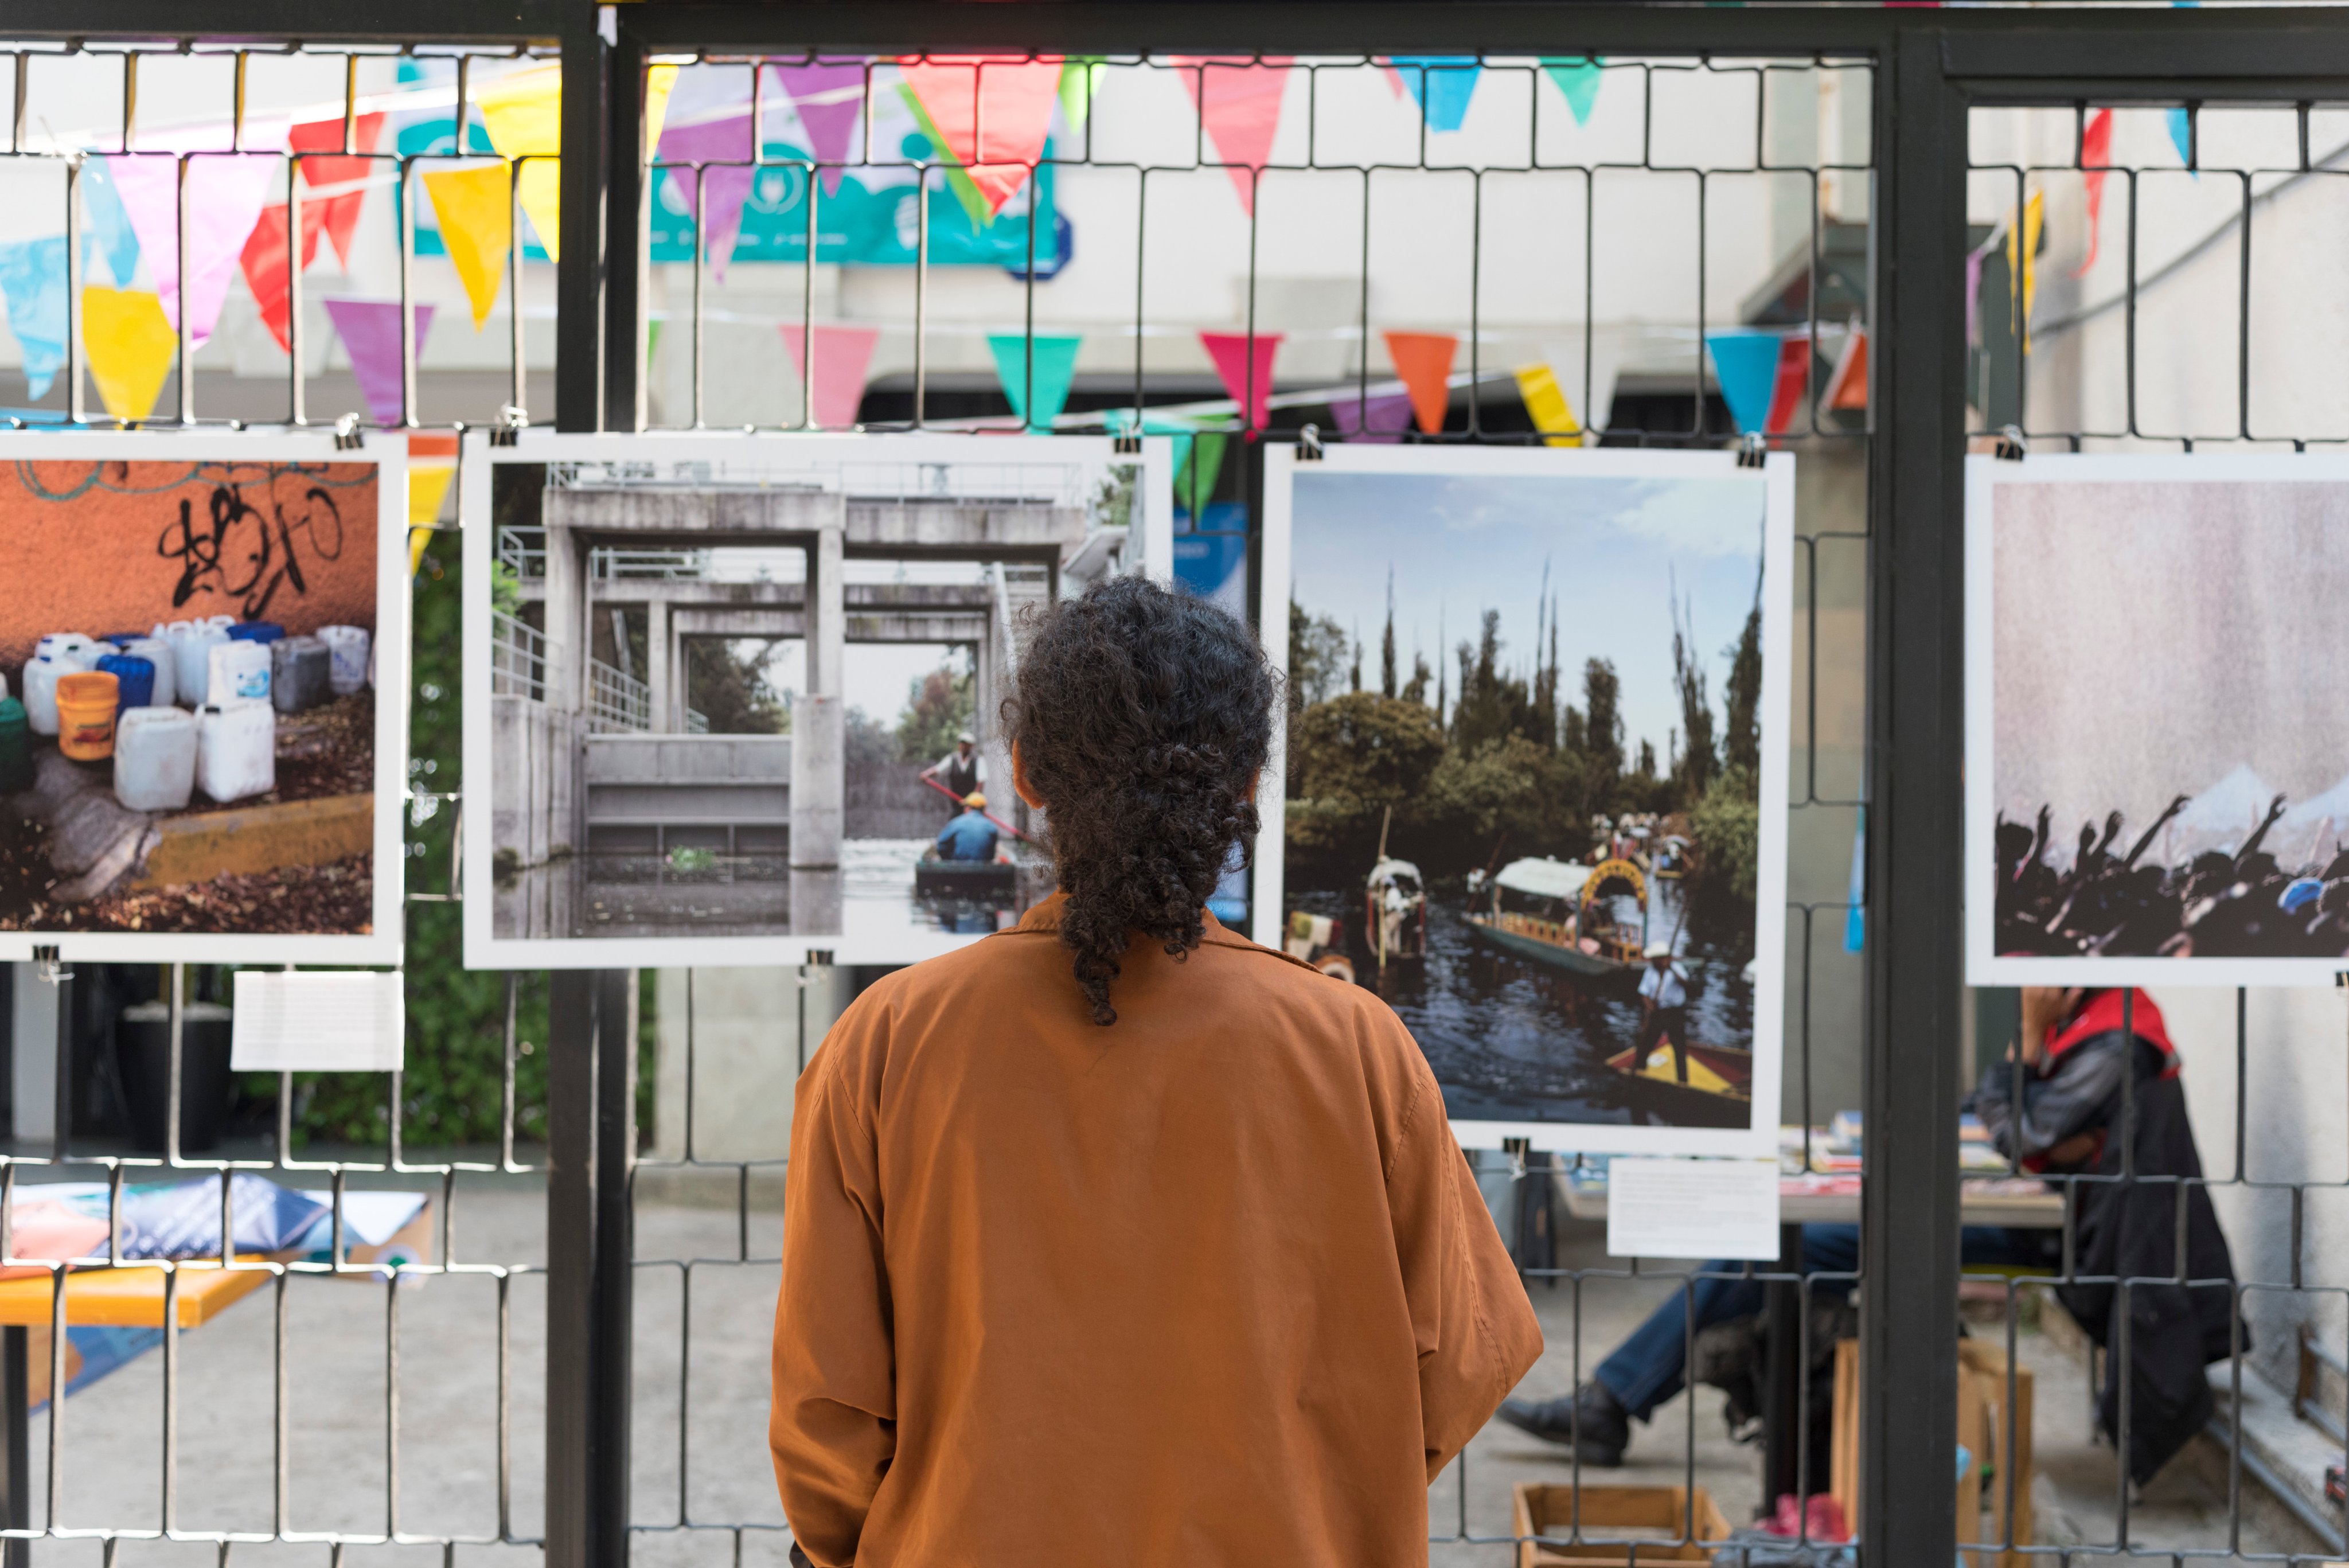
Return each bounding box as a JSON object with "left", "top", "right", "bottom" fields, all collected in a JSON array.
[{"left": 770, "top": 894, "right": 1542, "bottom": 1567}]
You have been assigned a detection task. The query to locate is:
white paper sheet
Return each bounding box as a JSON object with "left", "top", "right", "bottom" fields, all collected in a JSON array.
[
  {"left": 231, "top": 970, "right": 405, "bottom": 1072},
  {"left": 1605, "top": 1157, "right": 1782, "bottom": 1261}
]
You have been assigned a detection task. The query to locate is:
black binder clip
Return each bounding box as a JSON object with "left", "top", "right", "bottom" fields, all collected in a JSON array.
[
  {"left": 1735, "top": 431, "right": 1767, "bottom": 470},
  {"left": 332, "top": 412, "right": 364, "bottom": 451},
  {"left": 1298, "top": 423, "right": 1324, "bottom": 462},
  {"left": 491, "top": 404, "right": 529, "bottom": 448},
  {"left": 1995, "top": 424, "right": 2027, "bottom": 461}
]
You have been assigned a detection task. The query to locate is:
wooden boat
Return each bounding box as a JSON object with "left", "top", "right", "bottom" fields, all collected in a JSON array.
[
  {"left": 1465, "top": 856, "right": 1648, "bottom": 974},
  {"left": 1365, "top": 856, "right": 1427, "bottom": 968},
  {"left": 1284, "top": 909, "right": 1356, "bottom": 984},
  {"left": 1653, "top": 834, "right": 1693, "bottom": 880},
  {"left": 1605, "top": 1037, "right": 1754, "bottom": 1110},
  {"left": 914, "top": 855, "right": 1016, "bottom": 901}
]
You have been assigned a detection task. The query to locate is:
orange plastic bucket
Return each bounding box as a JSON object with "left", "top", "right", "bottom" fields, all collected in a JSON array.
[{"left": 55, "top": 672, "right": 120, "bottom": 761}]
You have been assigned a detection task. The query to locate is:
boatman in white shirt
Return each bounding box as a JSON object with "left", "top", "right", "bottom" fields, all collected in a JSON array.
[{"left": 1635, "top": 941, "right": 1691, "bottom": 1083}]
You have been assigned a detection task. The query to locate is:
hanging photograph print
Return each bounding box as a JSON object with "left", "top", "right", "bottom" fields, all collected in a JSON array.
[
  {"left": 0, "top": 431, "right": 409, "bottom": 964},
  {"left": 1967, "top": 453, "right": 2349, "bottom": 986},
  {"left": 1260, "top": 445, "right": 1794, "bottom": 1157},
  {"left": 462, "top": 430, "right": 1172, "bottom": 970}
]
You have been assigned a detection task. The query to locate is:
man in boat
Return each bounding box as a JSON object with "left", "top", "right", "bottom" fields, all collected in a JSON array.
[
  {"left": 934, "top": 792, "right": 1000, "bottom": 863},
  {"left": 1496, "top": 987, "right": 2233, "bottom": 1479},
  {"left": 921, "top": 730, "right": 985, "bottom": 818},
  {"left": 1634, "top": 942, "right": 1692, "bottom": 1083}
]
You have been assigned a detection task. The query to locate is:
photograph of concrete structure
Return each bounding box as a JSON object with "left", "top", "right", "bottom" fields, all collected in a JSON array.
[
  {"left": 1259, "top": 444, "right": 1795, "bottom": 1157},
  {"left": 1968, "top": 454, "right": 2349, "bottom": 987},
  {"left": 462, "top": 431, "right": 1170, "bottom": 968},
  {"left": 0, "top": 431, "right": 409, "bottom": 963}
]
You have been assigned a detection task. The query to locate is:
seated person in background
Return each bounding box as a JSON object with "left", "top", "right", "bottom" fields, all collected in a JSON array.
[
  {"left": 1503, "top": 986, "right": 2226, "bottom": 1475},
  {"left": 934, "top": 792, "right": 999, "bottom": 862}
]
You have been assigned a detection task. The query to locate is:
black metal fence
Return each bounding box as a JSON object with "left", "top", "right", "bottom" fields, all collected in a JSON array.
[{"left": 2, "top": 5, "right": 2348, "bottom": 1566}]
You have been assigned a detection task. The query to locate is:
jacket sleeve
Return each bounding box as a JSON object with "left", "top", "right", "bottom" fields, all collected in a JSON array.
[
  {"left": 771, "top": 1030, "right": 895, "bottom": 1568},
  {"left": 1973, "top": 1034, "right": 2130, "bottom": 1164},
  {"left": 1385, "top": 1049, "right": 1545, "bottom": 1480}
]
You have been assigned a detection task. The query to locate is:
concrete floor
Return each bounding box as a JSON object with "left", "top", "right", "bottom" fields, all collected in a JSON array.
[{"left": 18, "top": 1183, "right": 2330, "bottom": 1568}]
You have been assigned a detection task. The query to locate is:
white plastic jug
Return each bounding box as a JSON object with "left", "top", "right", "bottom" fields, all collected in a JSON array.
[
  {"left": 114, "top": 707, "right": 197, "bottom": 812},
  {"left": 171, "top": 623, "right": 229, "bottom": 707},
  {"left": 120, "top": 637, "right": 176, "bottom": 708},
  {"left": 208, "top": 638, "right": 271, "bottom": 705},
  {"left": 317, "top": 625, "right": 372, "bottom": 696},
  {"left": 203, "top": 614, "right": 237, "bottom": 631},
  {"left": 197, "top": 700, "right": 275, "bottom": 803},
  {"left": 34, "top": 633, "right": 96, "bottom": 667},
  {"left": 22, "top": 655, "right": 68, "bottom": 736}
]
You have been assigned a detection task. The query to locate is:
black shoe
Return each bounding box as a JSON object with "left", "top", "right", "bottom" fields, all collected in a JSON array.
[{"left": 1496, "top": 1380, "right": 1630, "bottom": 1465}]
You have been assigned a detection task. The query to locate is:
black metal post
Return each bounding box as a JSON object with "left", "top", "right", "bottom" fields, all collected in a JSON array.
[
  {"left": 1761, "top": 1221, "right": 1804, "bottom": 1508},
  {"left": 545, "top": 969, "right": 634, "bottom": 1568},
  {"left": 556, "top": 7, "right": 610, "bottom": 433},
  {"left": 0, "top": 1326, "right": 25, "bottom": 1568},
  {"left": 604, "top": 24, "right": 647, "bottom": 434},
  {"left": 1859, "top": 23, "right": 1967, "bottom": 1566}
]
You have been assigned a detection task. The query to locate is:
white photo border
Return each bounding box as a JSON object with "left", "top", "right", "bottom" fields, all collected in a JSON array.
[
  {"left": 1965, "top": 450, "right": 2349, "bottom": 988},
  {"left": 0, "top": 429, "right": 409, "bottom": 965},
  {"left": 461, "top": 428, "right": 1174, "bottom": 971},
  {"left": 1258, "top": 442, "right": 1795, "bottom": 1157}
]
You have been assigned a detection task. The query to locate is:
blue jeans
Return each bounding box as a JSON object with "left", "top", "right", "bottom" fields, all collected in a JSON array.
[{"left": 1593, "top": 1224, "right": 2042, "bottom": 1420}]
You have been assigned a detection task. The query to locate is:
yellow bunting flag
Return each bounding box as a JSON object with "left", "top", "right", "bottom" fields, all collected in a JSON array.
[
  {"left": 1515, "top": 363, "right": 1583, "bottom": 448},
  {"left": 2006, "top": 189, "right": 2044, "bottom": 347},
  {"left": 81, "top": 286, "right": 177, "bottom": 422},
  {"left": 410, "top": 464, "right": 456, "bottom": 528},
  {"left": 423, "top": 166, "right": 515, "bottom": 329},
  {"left": 476, "top": 61, "right": 675, "bottom": 262}
]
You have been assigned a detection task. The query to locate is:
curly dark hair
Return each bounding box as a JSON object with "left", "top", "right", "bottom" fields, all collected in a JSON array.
[{"left": 1004, "top": 575, "right": 1275, "bottom": 1025}]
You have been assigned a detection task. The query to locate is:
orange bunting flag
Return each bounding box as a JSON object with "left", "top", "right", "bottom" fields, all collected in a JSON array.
[
  {"left": 290, "top": 111, "right": 386, "bottom": 269},
  {"left": 895, "top": 56, "right": 1064, "bottom": 219},
  {"left": 1382, "top": 330, "right": 1457, "bottom": 435},
  {"left": 2075, "top": 108, "right": 2113, "bottom": 276},
  {"left": 238, "top": 200, "right": 327, "bottom": 354},
  {"left": 1173, "top": 57, "right": 1295, "bottom": 217},
  {"left": 1824, "top": 323, "right": 1868, "bottom": 412}
]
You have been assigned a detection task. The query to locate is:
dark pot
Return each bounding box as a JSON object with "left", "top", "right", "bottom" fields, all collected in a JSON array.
[{"left": 116, "top": 1001, "right": 235, "bottom": 1153}]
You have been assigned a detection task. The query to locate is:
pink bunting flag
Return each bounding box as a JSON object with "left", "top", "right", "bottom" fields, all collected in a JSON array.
[
  {"left": 781, "top": 323, "right": 881, "bottom": 429},
  {"left": 1173, "top": 57, "right": 1295, "bottom": 217},
  {"left": 1199, "top": 330, "right": 1282, "bottom": 433},
  {"left": 1328, "top": 388, "right": 1413, "bottom": 443},
  {"left": 769, "top": 61, "right": 868, "bottom": 196},
  {"left": 895, "top": 56, "right": 1064, "bottom": 218},
  {"left": 322, "top": 297, "right": 435, "bottom": 426},
  {"left": 659, "top": 111, "right": 758, "bottom": 280},
  {"left": 104, "top": 118, "right": 287, "bottom": 349}
]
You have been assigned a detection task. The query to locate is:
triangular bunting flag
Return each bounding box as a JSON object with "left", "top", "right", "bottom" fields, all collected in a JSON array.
[
  {"left": 659, "top": 111, "right": 758, "bottom": 279},
  {"left": 1181, "top": 430, "right": 1228, "bottom": 513},
  {"left": 895, "top": 56, "right": 1064, "bottom": 220},
  {"left": 323, "top": 298, "right": 435, "bottom": 425},
  {"left": 769, "top": 61, "right": 867, "bottom": 197},
  {"left": 780, "top": 323, "right": 881, "bottom": 429},
  {"left": 422, "top": 166, "right": 513, "bottom": 329},
  {"left": 239, "top": 201, "right": 327, "bottom": 354},
  {"left": 1382, "top": 330, "right": 1457, "bottom": 435},
  {"left": 1104, "top": 409, "right": 1197, "bottom": 501},
  {"left": 2075, "top": 108, "right": 2113, "bottom": 276},
  {"left": 1174, "top": 57, "right": 1294, "bottom": 217},
  {"left": 1376, "top": 61, "right": 1408, "bottom": 99},
  {"left": 104, "top": 135, "right": 286, "bottom": 349},
  {"left": 2167, "top": 106, "right": 2194, "bottom": 170},
  {"left": 1388, "top": 56, "right": 1482, "bottom": 134},
  {"left": 1059, "top": 57, "right": 1107, "bottom": 141},
  {"left": 290, "top": 111, "right": 387, "bottom": 270},
  {"left": 1542, "top": 58, "right": 1605, "bottom": 126},
  {"left": 479, "top": 63, "right": 677, "bottom": 261},
  {"left": 986, "top": 333, "right": 1082, "bottom": 429},
  {"left": 81, "top": 285, "right": 177, "bottom": 422},
  {"left": 1705, "top": 330, "right": 1783, "bottom": 436},
  {"left": 1199, "top": 331, "right": 1282, "bottom": 433},
  {"left": 1328, "top": 389, "right": 1412, "bottom": 443},
  {"left": 1513, "top": 363, "right": 1581, "bottom": 447},
  {"left": 1763, "top": 333, "right": 1811, "bottom": 434},
  {"left": 0, "top": 238, "right": 68, "bottom": 400},
  {"left": 1824, "top": 323, "right": 1868, "bottom": 412},
  {"left": 411, "top": 465, "right": 456, "bottom": 527},
  {"left": 2006, "top": 189, "right": 2044, "bottom": 344},
  {"left": 79, "top": 161, "right": 142, "bottom": 290}
]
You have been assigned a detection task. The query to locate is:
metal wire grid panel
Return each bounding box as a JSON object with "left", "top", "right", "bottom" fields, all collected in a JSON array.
[
  {"left": 0, "top": 965, "right": 549, "bottom": 1562},
  {"left": 0, "top": 39, "right": 555, "bottom": 431},
  {"left": 1961, "top": 99, "right": 2349, "bottom": 1565},
  {"left": 614, "top": 45, "right": 1879, "bottom": 1566}
]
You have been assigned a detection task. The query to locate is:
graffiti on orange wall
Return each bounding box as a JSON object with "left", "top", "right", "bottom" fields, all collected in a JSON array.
[{"left": 0, "top": 460, "right": 379, "bottom": 675}]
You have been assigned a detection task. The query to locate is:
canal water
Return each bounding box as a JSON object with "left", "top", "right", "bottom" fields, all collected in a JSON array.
[{"left": 1289, "top": 872, "right": 1756, "bottom": 1130}]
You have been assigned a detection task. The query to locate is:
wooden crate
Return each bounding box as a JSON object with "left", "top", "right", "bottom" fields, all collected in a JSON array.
[
  {"left": 1828, "top": 1337, "right": 2036, "bottom": 1568},
  {"left": 1512, "top": 1484, "right": 1733, "bottom": 1568}
]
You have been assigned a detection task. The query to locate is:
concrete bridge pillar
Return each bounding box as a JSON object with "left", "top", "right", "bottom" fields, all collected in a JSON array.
[
  {"left": 645, "top": 598, "right": 672, "bottom": 732},
  {"left": 543, "top": 518, "right": 588, "bottom": 713},
  {"left": 791, "top": 522, "right": 846, "bottom": 868}
]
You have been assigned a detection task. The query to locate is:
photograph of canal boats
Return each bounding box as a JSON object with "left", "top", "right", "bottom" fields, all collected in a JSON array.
[
  {"left": 1968, "top": 454, "right": 2349, "bottom": 986},
  {"left": 1262, "top": 445, "right": 1794, "bottom": 1156}
]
